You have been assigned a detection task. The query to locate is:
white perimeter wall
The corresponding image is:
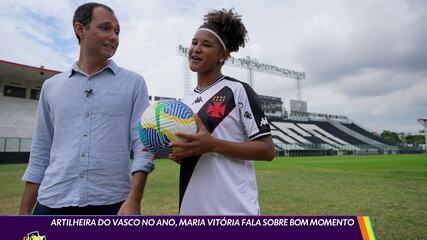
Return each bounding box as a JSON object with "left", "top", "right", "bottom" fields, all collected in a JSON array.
[{"left": 0, "top": 95, "right": 37, "bottom": 138}]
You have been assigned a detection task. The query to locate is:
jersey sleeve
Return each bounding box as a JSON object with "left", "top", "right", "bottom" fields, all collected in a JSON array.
[{"left": 237, "top": 83, "right": 271, "bottom": 140}]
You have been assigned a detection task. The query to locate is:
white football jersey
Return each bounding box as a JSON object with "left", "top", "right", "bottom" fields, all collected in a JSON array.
[{"left": 179, "top": 76, "right": 271, "bottom": 215}]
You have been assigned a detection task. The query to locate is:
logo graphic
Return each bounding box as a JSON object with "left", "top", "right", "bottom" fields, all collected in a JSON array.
[
  {"left": 244, "top": 111, "right": 252, "bottom": 119},
  {"left": 260, "top": 117, "right": 269, "bottom": 126},
  {"left": 192, "top": 97, "right": 203, "bottom": 104},
  {"left": 23, "top": 231, "right": 46, "bottom": 240},
  {"left": 207, "top": 96, "right": 226, "bottom": 118}
]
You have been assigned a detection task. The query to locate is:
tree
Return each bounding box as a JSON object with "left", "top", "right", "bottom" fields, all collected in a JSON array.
[
  {"left": 405, "top": 135, "right": 425, "bottom": 144},
  {"left": 380, "top": 130, "right": 401, "bottom": 144}
]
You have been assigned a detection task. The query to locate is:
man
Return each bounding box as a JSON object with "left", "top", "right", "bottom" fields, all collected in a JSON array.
[{"left": 19, "top": 2, "right": 154, "bottom": 215}]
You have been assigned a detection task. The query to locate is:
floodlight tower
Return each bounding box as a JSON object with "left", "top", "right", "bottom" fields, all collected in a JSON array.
[
  {"left": 418, "top": 118, "right": 427, "bottom": 153},
  {"left": 177, "top": 44, "right": 305, "bottom": 99}
]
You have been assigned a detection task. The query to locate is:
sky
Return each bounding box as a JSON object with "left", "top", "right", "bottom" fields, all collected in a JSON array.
[{"left": 1, "top": 0, "right": 426, "bottom": 133}]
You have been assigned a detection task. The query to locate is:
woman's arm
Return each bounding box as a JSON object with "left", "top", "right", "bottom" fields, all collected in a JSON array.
[{"left": 169, "top": 115, "right": 275, "bottom": 161}]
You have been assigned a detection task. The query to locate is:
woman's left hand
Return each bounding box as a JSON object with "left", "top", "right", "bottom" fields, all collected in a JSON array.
[{"left": 169, "top": 114, "right": 217, "bottom": 161}]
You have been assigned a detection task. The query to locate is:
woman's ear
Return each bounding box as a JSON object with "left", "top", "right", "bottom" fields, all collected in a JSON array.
[
  {"left": 221, "top": 51, "right": 230, "bottom": 61},
  {"left": 218, "top": 51, "right": 230, "bottom": 65}
]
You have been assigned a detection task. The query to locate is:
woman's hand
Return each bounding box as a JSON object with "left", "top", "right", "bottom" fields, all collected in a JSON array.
[{"left": 169, "top": 114, "right": 217, "bottom": 161}]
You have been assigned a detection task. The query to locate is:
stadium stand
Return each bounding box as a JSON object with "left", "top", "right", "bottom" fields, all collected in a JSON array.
[
  {"left": 0, "top": 60, "right": 60, "bottom": 163},
  {"left": 270, "top": 119, "right": 398, "bottom": 156},
  {"left": 342, "top": 122, "right": 392, "bottom": 145}
]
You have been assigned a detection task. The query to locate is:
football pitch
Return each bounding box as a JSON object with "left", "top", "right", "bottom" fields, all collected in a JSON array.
[{"left": 0, "top": 154, "right": 426, "bottom": 240}]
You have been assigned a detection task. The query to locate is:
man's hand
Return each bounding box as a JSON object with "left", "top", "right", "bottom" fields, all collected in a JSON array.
[
  {"left": 19, "top": 182, "right": 40, "bottom": 215},
  {"left": 118, "top": 171, "right": 147, "bottom": 215},
  {"left": 118, "top": 198, "right": 141, "bottom": 215}
]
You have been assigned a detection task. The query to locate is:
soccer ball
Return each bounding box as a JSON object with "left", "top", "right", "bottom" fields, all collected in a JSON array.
[{"left": 139, "top": 99, "right": 198, "bottom": 157}]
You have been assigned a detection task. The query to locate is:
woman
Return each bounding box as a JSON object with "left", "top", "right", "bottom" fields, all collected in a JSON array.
[{"left": 170, "top": 9, "right": 275, "bottom": 215}]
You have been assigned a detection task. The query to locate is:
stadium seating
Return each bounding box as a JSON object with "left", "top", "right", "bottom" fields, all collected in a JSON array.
[
  {"left": 270, "top": 119, "right": 396, "bottom": 155},
  {"left": 342, "top": 122, "right": 392, "bottom": 145}
]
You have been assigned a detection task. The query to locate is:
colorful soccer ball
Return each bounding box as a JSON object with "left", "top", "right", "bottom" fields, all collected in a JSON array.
[{"left": 139, "top": 99, "right": 198, "bottom": 157}]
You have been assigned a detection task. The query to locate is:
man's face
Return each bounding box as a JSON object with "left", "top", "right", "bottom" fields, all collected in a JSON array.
[{"left": 79, "top": 7, "right": 120, "bottom": 60}]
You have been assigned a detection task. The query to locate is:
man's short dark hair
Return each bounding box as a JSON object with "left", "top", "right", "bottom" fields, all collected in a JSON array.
[{"left": 73, "top": 2, "right": 115, "bottom": 44}]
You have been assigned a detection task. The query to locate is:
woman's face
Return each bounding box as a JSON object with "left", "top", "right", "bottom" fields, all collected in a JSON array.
[{"left": 188, "top": 30, "right": 224, "bottom": 73}]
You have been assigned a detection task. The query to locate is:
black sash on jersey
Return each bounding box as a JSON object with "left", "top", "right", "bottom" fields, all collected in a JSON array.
[{"left": 179, "top": 86, "right": 236, "bottom": 211}]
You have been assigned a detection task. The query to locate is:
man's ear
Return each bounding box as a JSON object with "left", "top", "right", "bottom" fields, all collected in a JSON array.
[{"left": 74, "top": 22, "right": 84, "bottom": 41}]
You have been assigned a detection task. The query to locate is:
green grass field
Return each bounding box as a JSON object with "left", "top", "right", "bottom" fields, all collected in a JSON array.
[{"left": 1, "top": 154, "right": 426, "bottom": 239}]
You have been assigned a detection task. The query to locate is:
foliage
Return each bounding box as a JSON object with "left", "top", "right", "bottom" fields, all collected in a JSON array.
[
  {"left": 405, "top": 134, "right": 425, "bottom": 144},
  {"left": 380, "top": 130, "right": 401, "bottom": 143}
]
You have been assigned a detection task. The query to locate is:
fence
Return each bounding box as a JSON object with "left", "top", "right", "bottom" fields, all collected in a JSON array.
[
  {"left": 0, "top": 138, "right": 32, "bottom": 163},
  {"left": 273, "top": 143, "right": 423, "bottom": 156},
  {"left": 0, "top": 138, "right": 424, "bottom": 162},
  {"left": 0, "top": 137, "right": 32, "bottom": 152}
]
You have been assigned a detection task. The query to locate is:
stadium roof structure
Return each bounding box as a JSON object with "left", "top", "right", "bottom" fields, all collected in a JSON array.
[{"left": 0, "top": 59, "right": 61, "bottom": 82}]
